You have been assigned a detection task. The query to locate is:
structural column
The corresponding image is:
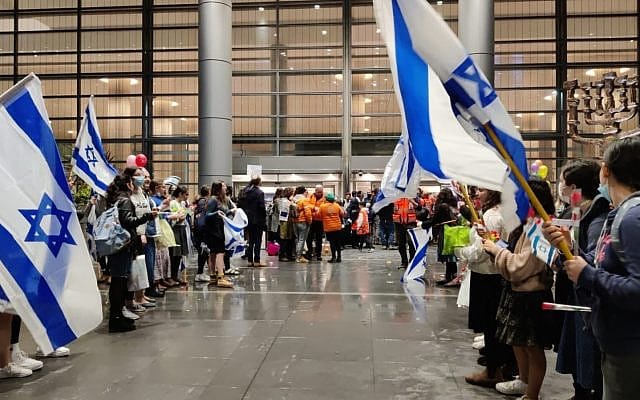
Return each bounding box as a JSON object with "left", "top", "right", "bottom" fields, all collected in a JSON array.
[
  {"left": 341, "top": 0, "right": 352, "bottom": 196},
  {"left": 458, "top": 0, "right": 494, "bottom": 84},
  {"left": 199, "top": 0, "right": 232, "bottom": 185}
]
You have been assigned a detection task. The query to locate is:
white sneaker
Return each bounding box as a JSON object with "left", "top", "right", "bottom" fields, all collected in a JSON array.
[
  {"left": 36, "top": 346, "right": 70, "bottom": 358},
  {"left": 0, "top": 363, "right": 32, "bottom": 378},
  {"left": 128, "top": 303, "right": 146, "bottom": 313},
  {"left": 122, "top": 307, "right": 140, "bottom": 320},
  {"left": 496, "top": 378, "right": 528, "bottom": 395},
  {"left": 472, "top": 338, "right": 485, "bottom": 350},
  {"left": 473, "top": 335, "right": 484, "bottom": 342},
  {"left": 195, "top": 273, "right": 211, "bottom": 282},
  {"left": 11, "top": 350, "right": 43, "bottom": 371}
]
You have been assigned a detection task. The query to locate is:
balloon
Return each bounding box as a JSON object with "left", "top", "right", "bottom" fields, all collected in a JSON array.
[
  {"left": 530, "top": 162, "right": 539, "bottom": 173},
  {"left": 534, "top": 159, "right": 543, "bottom": 167},
  {"left": 538, "top": 165, "right": 549, "bottom": 179},
  {"left": 135, "top": 153, "right": 147, "bottom": 168},
  {"left": 126, "top": 154, "right": 137, "bottom": 168}
]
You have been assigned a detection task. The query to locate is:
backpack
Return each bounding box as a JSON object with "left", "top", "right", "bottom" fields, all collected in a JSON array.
[
  {"left": 610, "top": 192, "right": 640, "bottom": 263},
  {"left": 289, "top": 202, "right": 299, "bottom": 219},
  {"left": 193, "top": 198, "right": 208, "bottom": 233},
  {"left": 94, "top": 201, "right": 131, "bottom": 256}
]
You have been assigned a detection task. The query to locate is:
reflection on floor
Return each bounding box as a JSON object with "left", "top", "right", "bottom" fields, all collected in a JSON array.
[{"left": 0, "top": 247, "right": 572, "bottom": 400}]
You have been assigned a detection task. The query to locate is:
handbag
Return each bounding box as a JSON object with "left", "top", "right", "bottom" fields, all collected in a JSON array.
[
  {"left": 442, "top": 224, "right": 471, "bottom": 255},
  {"left": 266, "top": 241, "right": 280, "bottom": 256},
  {"left": 157, "top": 218, "right": 177, "bottom": 247},
  {"left": 127, "top": 255, "right": 149, "bottom": 291},
  {"left": 456, "top": 266, "right": 471, "bottom": 308}
]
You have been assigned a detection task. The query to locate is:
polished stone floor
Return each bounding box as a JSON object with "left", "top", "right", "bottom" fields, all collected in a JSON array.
[{"left": 0, "top": 247, "right": 572, "bottom": 400}]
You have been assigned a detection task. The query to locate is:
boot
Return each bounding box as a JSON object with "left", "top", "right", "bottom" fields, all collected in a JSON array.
[
  {"left": 464, "top": 368, "right": 504, "bottom": 388},
  {"left": 108, "top": 277, "right": 136, "bottom": 332}
]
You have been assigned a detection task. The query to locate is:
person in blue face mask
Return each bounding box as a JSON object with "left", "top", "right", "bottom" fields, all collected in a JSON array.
[{"left": 544, "top": 136, "right": 640, "bottom": 400}]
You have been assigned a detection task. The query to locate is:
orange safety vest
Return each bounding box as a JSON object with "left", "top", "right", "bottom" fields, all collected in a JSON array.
[
  {"left": 356, "top": 208, "right": 370, "bottom": 235},
  {"left": 308, "top": 194, "right": 326, "bottom": 221},
  {"left": 320, "top": 202, "right": 344, "bottom": 232},
  {"left": 393, "top": 198, "right": 417, "bottom": 225}
]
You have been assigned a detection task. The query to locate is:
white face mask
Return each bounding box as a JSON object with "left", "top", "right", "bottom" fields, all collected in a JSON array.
[{"left": 558, "top": 182, "right": 570, "bottom": 204}]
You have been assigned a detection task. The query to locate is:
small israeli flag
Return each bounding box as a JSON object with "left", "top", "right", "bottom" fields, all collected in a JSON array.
[
  {"left": 402, "top": 227, "right": 432, "bottom": 283},
  {"left": 526, "top": 218, "right": 557, "bottom": 266},
  {"left": 71, "top": 96, "right": 117, "bottom": 196},
  {"left": 224, "top": 208, "right": 248, "bottom": 259},
  {"left": 0, "top": 74, "right": 103, "bottom": 353}
]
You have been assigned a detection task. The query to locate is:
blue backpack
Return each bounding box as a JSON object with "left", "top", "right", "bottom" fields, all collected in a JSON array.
[{"left": 94, "top": 201, "right": 131, "bottom": 256}]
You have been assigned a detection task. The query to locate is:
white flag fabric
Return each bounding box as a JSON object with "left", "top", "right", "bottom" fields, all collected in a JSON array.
[
  {"left": 402, "top": 227, "right": 432, "bottom": 283},
  {"left": 224, "top": 208, "right": 248, "bottom": 259},
  {"left": 71, "top": 96, "right": 117, "bottom": 196},
  {"left": 371, "top": 0, "right": 511, "bottom": 214},
  {"left": 373, "top": 0, "right": 529, "bottom": 233},
  {"left": 0, "top": 74, "right": 103, "bottom": 354},
  {"left": 526, "top": 218, "right": 557, "bottom": 266}
]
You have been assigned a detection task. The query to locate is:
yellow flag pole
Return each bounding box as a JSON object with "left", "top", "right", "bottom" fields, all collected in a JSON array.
[
  {"left": 460, "top": 184, "right": 480, "bottom": 224},
  {"left": 483, "top": 123, "right": 574, "bottom": 260}
]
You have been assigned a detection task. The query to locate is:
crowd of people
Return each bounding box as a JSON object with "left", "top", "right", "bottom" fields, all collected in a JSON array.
[{"left": 2, "top": 136, "right": 640, "bottom": 400}]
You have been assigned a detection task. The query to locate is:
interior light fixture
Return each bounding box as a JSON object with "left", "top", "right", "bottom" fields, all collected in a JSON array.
[
  {"left": 585, "top": 69, "right": 596, "bottom": 77},
  {"left": 363, "top": 116, "right": 371, "bottom": 120},
  {"left": 437, "top": 1, "right": 443, "bottom": 5},
  {"left": 376, "top": 28, "right": 381, "bottom": 34},
  {"left": 314, "top": 4, "right": 320, "bottom": 9},
  {"left": 258, "top": 7, "right": 264, "bottom": 11},
  {"left": 280, "top": 52, "right": 286, "bottom": 56},
  {"left": 620, "top": 67, "right": 631, "bottom": 73},
  {"left": 514, "top": 125, "right": 520, "bottom": 129},
  {"left": 170, "top": 101, "right": 179, "bottom": 107},
  {"left": 538, "top": 112, "right": 545, "bottom": 116},
  {"left": 363, "top": 73, "right": 373, "bottom": 80},
  {"left": 99, "top": 77, "right": 110, "bottom": 83},
  {"left": 363, "top": 128, "right": 370, "bottom": 132},
  {"left": 335, "top": 73, "right": 343, "bottom": 80},
  {"left": 321, "top": 30, "right": 327, "bottom": 36},
  {"left": 544, "top": 95, "right": 553, "bottom": 101},
  {"left": 180, "top": 117, "right": 187, "bottom": 121},
  {"left": 516, "top": 113, "right": 523, "bottom": 118},
  {"left": 363, "top": 98, "right": 372, "bottom": 104},
  {"left": 67, "top": 130, "right": 74, "bottom": 134},
  {"left": 129, "top": 78, "right": 139, "bottom": 85}
]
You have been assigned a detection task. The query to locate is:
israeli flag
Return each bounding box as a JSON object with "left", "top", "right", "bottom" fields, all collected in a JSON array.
[
  {"left": 223, "top": 208, "right": 248, "bottom": 259},
  {"left": 402, "top": 227, "right": 432, "bottom": 283},
  {"left": 0, "top": 74, "right": 103, "bottom": 354},
  {"left": 71, "top": 96, "right": 117, "bottom": 196},
  {"left": 374, "top": 0, "right": 529, "bottom": 231},
  {"left": 371, "top": 0, "right": 512, "bottom": 215},
  {"left": 526, "top": 218, "right": 557, "bottom": 266}
]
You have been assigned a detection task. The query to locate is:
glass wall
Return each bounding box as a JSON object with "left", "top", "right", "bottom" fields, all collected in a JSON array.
[{"left": 0, "top": 0, "right": 637, "bottom": 192}]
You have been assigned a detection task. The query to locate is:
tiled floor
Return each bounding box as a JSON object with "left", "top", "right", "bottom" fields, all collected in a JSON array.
[{"left": 0, "top": 247, "right": 573, "bottom": 399}]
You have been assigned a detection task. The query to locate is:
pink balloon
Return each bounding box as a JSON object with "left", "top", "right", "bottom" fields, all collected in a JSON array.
[
  {"left": 530, "top": 162, "right": 539, "bottom": 173},
  {"left": 135, "top": 153, "right": 147, "bottom": 168},
  {"left": 126, "top": 154, "right": 137, "bottom": 168}
]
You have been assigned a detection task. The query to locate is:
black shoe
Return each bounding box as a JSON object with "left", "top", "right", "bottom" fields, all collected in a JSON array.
[
  {"left": 109, "top": 318, "right": 136, "bottom": 333},
  {"left": 327, "top": 258, "right": 336, "bottom": 263},
  {"left": 478, "top": 347, "right": 487, "bottom": 356},
  {"left": 278, "top": 257, "right": 287, "bottom": 262},
  {"left": 477, "top": 356, "right": 487, "bottom": 366},
  {"left": 316, "top": 256, "right": 322, "bottom": 261},
  {"left": 336, "top": 258, "right": 342, "bottom": 263},
  {"left": 146, "top": 289, "right": 165, "bottom": 298}
]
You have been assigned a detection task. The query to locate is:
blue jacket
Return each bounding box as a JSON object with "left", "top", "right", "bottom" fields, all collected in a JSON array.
[{"left": 578, "top": 202, "right": 640, "bottom": 356}]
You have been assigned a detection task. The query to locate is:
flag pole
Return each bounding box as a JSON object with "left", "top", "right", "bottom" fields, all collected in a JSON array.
[
  {"left": 460, "top": 184, "right": 480, "bottom": 224},
  {"left": 483, "top": 123, "right": 574, "bottom": 260}
]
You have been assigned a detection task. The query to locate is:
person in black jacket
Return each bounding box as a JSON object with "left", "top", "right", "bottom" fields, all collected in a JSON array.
[
  {"left": 238, "top": 176, "right": 267, "bottom": 267},
  {"left": 104, "top": 171, "right": 156, "bottom": 333}
]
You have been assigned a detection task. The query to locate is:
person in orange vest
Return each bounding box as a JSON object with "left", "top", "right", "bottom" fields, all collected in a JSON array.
[
  {"left": 354, "top": 200, "right": 371, "bottom": 252},
  {"left": 292, "top": 186, "right": 313, "bottom": 263},
  {"left": 319, "top": 193, "right": 345, "bottom": 263},
  {"left": 393, "top": 197, "right": 418, "bottom": 268},
  {"left": 305, "top": 185, "right": 326, "bottom": 261}
]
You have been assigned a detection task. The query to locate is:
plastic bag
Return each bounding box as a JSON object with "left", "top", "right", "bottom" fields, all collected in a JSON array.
[
  {"left": 127, "top": 255, "right": 149, "bottom": 291},
  {"left": 456, "top": 266, "right": 471, "bottom": 308},
  {"left": 442, "top": 225, "right": 470, "bottom": 255},
  {"left": 157, "top": 218, "right": 177, "bottom": 248}
]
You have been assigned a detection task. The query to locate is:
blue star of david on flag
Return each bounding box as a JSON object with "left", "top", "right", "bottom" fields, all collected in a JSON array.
[
  {"left": 19, "top": 193, "right": 77, "bottom": 257},
  {"left": 84, "top": 145, "right": 98, "bottom": 167}
]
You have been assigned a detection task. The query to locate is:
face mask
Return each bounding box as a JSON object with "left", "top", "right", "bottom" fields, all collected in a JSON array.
[
  {"left": 598, "top": 183, "right": 611, "bottom": 203},
  {"left": 133, "top": 176, "right": 145, "bottom": 187},
  {"left": 558, "top": 182, "right": 570, "bottom": 204}
]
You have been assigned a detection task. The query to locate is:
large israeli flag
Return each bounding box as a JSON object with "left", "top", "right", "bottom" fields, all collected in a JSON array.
[
  {"left": 71, "top": 96, "right": 117, "bottom": 196},
  {"left": 223, "top": 208, "right": 248, "bottom": 259},
  {"left": 371, "top": 0, "right": 511, "bottom": 215},
  {"left": 0, "top": 74, "right": 103, "bottom": 354},
  {"left": 374, "top": 0, "right": 529, "bottom": 233},
  {"left": 402, "top": 227, "right": 432, "bottom": 283}
]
